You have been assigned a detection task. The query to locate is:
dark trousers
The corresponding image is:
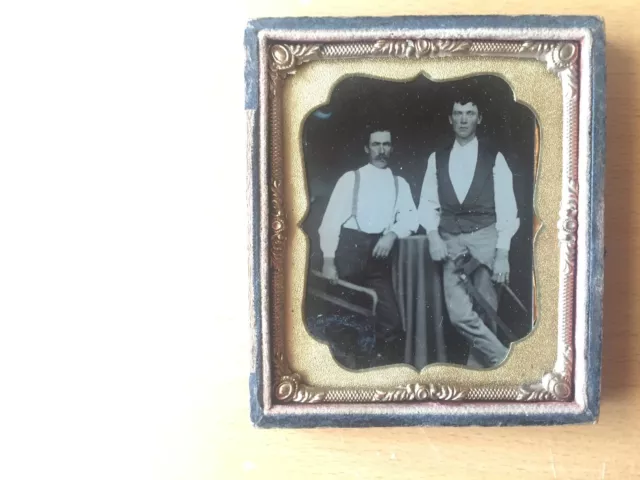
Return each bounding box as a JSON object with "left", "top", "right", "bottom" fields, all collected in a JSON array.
[{"left": 334, "top": 228, "right": 404, "bottom": 344}]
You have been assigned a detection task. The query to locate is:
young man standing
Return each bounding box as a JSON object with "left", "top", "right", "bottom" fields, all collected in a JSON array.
[{"left": 418, "top": 97, "right": 520, "bottom": 368}]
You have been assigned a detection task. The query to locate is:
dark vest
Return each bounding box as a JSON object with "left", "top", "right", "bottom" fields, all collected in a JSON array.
[{"left": 435, "top": 140, "right": 498, "bottom": 235}]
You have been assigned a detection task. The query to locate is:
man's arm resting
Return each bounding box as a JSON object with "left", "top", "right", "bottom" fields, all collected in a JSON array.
[
  {"left": 492, "top": 248, "right": 510, "bottom": 283},
  {"left": 372, "top": 231, "right": 397, "bottom": 258},
  {"left": 322, "top": 257, "right": 339, "bottom": 283},
  {"left": 418, "top": 153, "right": 441, "bottom": 233},
  {"left": 494, "top": 152, "right": 520, "bottom": 249},
  {"left": 427, "top": 230, "right": 448, "bottom": 261},
  {"left": 390, "top": 178, "right": 419, "bottom": 237}
]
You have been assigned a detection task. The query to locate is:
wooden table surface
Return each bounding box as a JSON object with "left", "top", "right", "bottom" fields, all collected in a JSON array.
[{"left": 210, "top": 2, "right": 639, "bottom": 479}]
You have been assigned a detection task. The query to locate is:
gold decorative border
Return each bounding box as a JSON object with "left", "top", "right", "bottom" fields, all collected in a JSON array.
[{"left": 266, "top": 39, "right": 579, "bottom": 404}]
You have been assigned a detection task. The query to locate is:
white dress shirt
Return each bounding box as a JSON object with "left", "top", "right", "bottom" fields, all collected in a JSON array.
[
  {"left": 418, "top": 137, "right": 520, "bottom": 251},
  {"left": 319, "top": 163, "right": 418, "bottom": 258}
]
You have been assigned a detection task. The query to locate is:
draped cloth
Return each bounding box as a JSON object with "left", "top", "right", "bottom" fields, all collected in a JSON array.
[{"left": 392, "top": 235, "right": 448, "bottom": 369}]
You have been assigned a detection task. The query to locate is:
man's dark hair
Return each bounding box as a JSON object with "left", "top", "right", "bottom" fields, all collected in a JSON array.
[
  {"left": 449, "top": 85, "right": 484, "bottom": 113},
  {"left": 363, "top": 125, "right": 393, "bottom": 145}
]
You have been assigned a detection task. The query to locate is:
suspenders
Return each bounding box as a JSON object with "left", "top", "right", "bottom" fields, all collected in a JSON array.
[
  {"left": 351, "top": 169, "right": 361, "bottom": 229},
  {"left": 392, "top": 175, "right": 399, "bottom": 217},
  {"left": 348, "top": 169, "right": 399, "bottom": 232}
]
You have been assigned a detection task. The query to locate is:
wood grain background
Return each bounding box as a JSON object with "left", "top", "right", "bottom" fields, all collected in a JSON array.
[{"left": 214, "top": 2, "right": 638, "bottom": 479}]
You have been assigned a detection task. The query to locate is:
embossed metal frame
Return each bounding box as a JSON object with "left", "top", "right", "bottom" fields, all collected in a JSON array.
[{"left": 246, "top": 16, "right": 605, "bottom": 427}]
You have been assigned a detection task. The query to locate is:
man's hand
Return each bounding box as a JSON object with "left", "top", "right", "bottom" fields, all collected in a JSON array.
[
  {"left": 492, "top": 248, "right": 510, "bottom": 283},
  {"left": 427, "top": 231, "right": 448, "bottom": 261},
  {"left": 322, "top": 258, "right": 339, "bottom": 284},
  {"left": 372, "top": 232, "right": 397, "bottom": 258}
]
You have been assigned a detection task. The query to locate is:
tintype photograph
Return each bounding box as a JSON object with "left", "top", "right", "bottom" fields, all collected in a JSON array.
[
  {"left": 247, "top": 15, "right": 605, "bottom": 427},
  {"left": 303, "top": 75, "right": 535, "bottom": 371}
]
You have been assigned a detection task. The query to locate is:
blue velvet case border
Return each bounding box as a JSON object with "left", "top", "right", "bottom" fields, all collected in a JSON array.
[{"left": 246, "top": 15, "right": 606, "bottom": 428}]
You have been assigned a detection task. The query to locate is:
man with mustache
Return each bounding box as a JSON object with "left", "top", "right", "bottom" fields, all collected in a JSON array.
[
  {"left": 418, "top": 95, "right": 519, "bottom": 368},
  {"left": 319, "top": 127, "right": 418, "bottom": 365}
]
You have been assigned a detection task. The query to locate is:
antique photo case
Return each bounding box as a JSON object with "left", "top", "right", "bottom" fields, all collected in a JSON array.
[{"left": 245, "top": 16, "right": 606, "bottom": 427}]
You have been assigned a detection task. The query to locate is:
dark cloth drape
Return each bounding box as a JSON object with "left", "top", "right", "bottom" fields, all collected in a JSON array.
[{"left": 392, "top": 235, "right": 448, "bottom": 369}]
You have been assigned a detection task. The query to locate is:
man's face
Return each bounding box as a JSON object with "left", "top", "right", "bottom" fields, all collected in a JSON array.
[
  {"left": 365, "top": 131, "right": 393, "bottom": 169},
  {"left": 449, "top": 102, "right": 482, "bottom": 140}
]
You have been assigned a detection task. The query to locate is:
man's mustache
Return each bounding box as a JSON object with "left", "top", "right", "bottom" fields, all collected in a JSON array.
[{"left": 376, "top": 153, "right": 390, "bottom": 160}]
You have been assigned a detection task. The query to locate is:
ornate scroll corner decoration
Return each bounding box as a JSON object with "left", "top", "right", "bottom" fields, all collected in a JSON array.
[
  {"left": 517, "top": 372, "right": 573, "bottom": 402},
  {"left": 518, "top": 41, "right": 578, "bottom": 71},
  {"left": 373, "top": 39, "right": 471, "bottom": 59},
  {"left": 273, "top": 352, "right": 326, "bottom": 404},
  {"left": 518, "top": 344, "right": 574, "bottom": 402},
  {"left": 520, "top": 41, "right": 579, "bottom": 99},
  {"left": 275, "top": 373, "right": 326, "bottom": 403},
  {"left": 551, "top": 43, "right": 579, "bottom": 102},
  {"left": 548, "top": 42, "right": 579, "bottom": 73},
  {"left": 268, "top": 44, "right": 321, "bottom": 93},
  {"left": 373, "top": 383, "right": 466, "bottom": 402}
]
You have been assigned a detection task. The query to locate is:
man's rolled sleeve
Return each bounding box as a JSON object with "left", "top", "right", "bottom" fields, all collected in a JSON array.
[
  {"left": 494, "top": 152, "right": 520, "bottom": 251},
  {"left": 418, "top": 152, "right": 441, "bottom": 234},
  {"left": 390, "top": 178, "right": 418, "bottom": 238}
]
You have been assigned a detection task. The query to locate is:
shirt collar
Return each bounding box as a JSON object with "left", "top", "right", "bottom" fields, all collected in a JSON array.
[
  {"left": 362, "top": 162, "right": 392, "bottom": 175},
  {"left": 452, "top": 136, "right": 478, "bottom": 152}
]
